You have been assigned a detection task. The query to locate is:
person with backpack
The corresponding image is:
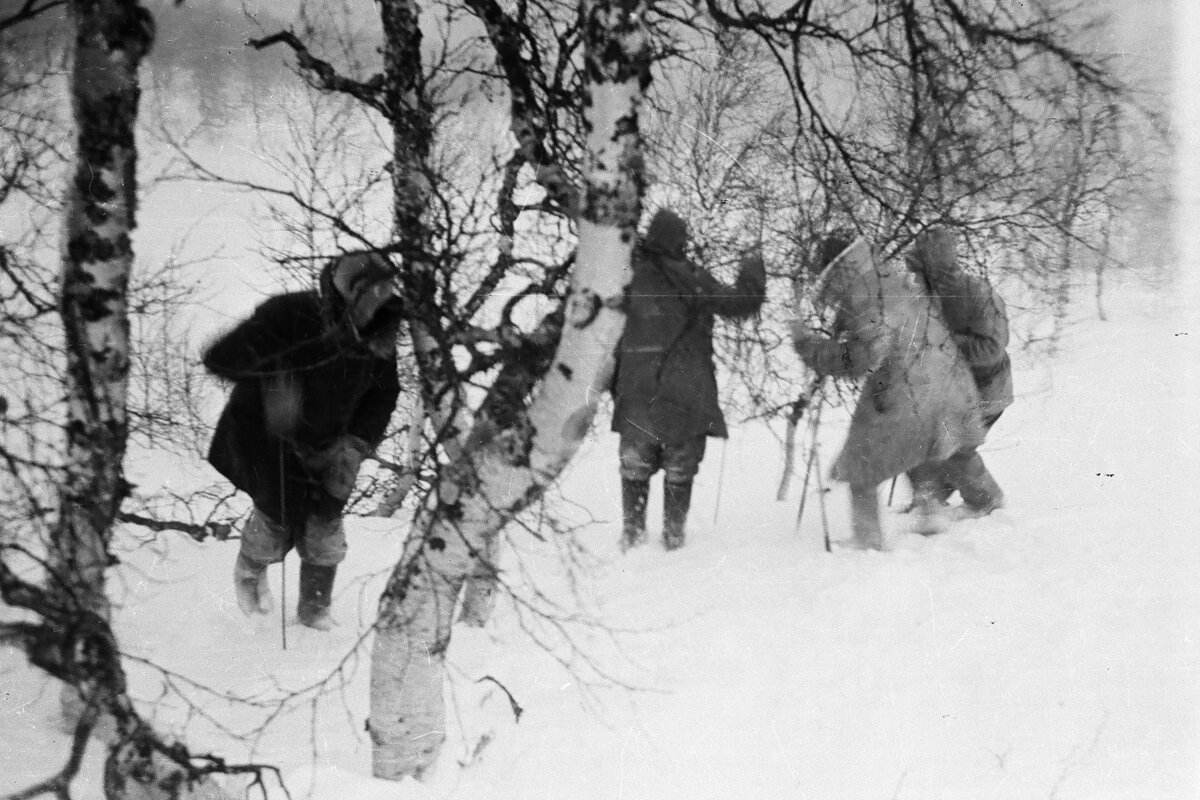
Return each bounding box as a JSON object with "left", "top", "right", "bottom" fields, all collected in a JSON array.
[{"left": 903, "top": 227, "right": 1013, "bottom": 532}]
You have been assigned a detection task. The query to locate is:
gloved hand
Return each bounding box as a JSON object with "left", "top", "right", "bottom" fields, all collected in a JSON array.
[
  {"left": 735, "top": 248, "right": 767, "bottom": 299},
  {"left": 790, "top": 320, "right": 846, "bottom": 378},
  {"left": 738, "top": 247, "right": 766, "bottom": 278},
  {"left": 312, "top": 435, "right": 371, "bottom": 502}
]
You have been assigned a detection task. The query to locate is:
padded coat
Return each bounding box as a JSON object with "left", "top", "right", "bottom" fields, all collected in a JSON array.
[{"left": 203, "top": 289, "right": 401, "bottom": 526}]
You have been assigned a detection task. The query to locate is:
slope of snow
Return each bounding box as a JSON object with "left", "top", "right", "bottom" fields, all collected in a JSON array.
[{"left": 3, "top": 277, "right": 1197, "bottom": 799}]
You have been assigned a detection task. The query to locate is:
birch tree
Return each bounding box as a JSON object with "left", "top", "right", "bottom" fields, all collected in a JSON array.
[
  {"left": 0, "top": 2, "right": 259, "bottom": 797},
  {"left": 367, "top": 0, "right": 651, "bottom": 779},
  {"left": 55, "top": 0, "right": 150, "bottom": 611}
]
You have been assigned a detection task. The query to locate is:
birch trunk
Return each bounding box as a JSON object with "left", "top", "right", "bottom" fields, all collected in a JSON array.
[
  {"left": 377, "top": 0, "right": 471, "bottom": 465},
  {"left": 57, "top": 0, "right": 153, "bottom": 619},
  {"left": 368, "top": 0, "right": 651, "bottom": 779},
  {"left": 54, "top": 4, "right": 234, "bottom": 796}
]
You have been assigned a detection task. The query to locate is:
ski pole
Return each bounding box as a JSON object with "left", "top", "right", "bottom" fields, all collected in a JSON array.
[
  {"left": 778, "top": 376, "right": 823, "bottom": 501},
  {"left": 794, "top": 387, "right": 825, "bottom": 533},
  {"left": 280, "top": 554, "right": 287, "bottom": 651},
  {"left": 775, "top": 399, "right": 803, "bottom": 502},
  {"left": 278, "top": 440, "right": 288, "bottom": 652},
  {"left": 712, "top": 437, "right": 729, "bottom": 525},
  {"left": 812, "top": 444, "right": 831, "bottom": 553}
]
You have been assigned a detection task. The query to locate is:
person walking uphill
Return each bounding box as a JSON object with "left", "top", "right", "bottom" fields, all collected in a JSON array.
[
  {"left": 203, "top": 252, "right": 403, "bottom": 630},
  {"left": 904, "top": 227, "right": 1013, "bottom": 533},
  {"left": 791, "top": 234, "right": 985, "bottom": 550},
  {"left": 611, "top": 208, "right": 766, "bottom": 552}
]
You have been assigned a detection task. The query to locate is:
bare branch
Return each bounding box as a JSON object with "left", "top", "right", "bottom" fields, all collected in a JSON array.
[
  {"left": 0, "top": 0, "right": 67, "bottom": 34},
  {"left": 248, "top": 30, "right": 390, "bottom": 117},
  {"left": 115, "top": 512, "right": 234, "bottom": 542},
  {"left": 464, "top": 0, "right": 581, "bottom": 214},
  {"left": 937, "top": 0, "right": 1121, "bottom": 92}
]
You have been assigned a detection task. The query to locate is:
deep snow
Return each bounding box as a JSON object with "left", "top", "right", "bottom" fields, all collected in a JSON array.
[{"left": 2, "top": 277, "right": 1198, "bottom": 800}]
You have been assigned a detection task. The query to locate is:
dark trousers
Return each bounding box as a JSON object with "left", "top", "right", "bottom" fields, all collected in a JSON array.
[{"left": 618, "top": 430, "right": 707, "bottom": 483}]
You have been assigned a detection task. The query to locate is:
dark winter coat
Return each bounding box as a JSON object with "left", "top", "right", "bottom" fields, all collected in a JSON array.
[
  {"left": 203, "top": 289, "right": 402, "bottom": 527},
  {"left": 611, "top": 211, "right": 766, "bottom": 444},
  {"left": 794, "top": 239, "right": 985, "bottom": 487}
]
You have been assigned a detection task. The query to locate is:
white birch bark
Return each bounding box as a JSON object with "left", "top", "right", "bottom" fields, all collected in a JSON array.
[
  {"left": 54, "top": 4, "right": 235, "bottom": 796},
  {"left": 369, "top": 0, "right": 651, "bottom": 779},
  {"left": 57, "top": 0, "right": 148, "bottom": 617}
]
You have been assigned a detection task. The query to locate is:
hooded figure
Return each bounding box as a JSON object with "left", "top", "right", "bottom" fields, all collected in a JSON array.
[
  {"left": 203, "top": 252, "right": 402, "bottom": 629},
  {"left": 791, "top": 235, "right": 985, "bottom": 549},
  {"left": 611, "top": 208, "right": 766, "bottom": 551},
  {"left": 903, "top": 228, "right": 1012, "bottom": 531}
]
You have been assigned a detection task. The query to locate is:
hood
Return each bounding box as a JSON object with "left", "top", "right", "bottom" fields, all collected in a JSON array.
[
  {"left": 319, "top": 251, "right": 394, "bottom": 332},
  {"left": 644, "top": 208, "right": 690, "bottom": 260},
  {"left": 907, "top": 228, "right": 960, "bottom": 292}
]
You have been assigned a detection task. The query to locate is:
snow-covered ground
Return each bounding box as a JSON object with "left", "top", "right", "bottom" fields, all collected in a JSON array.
[{"left": 2, "top": 276, "right": 1198, "bottom": 799}]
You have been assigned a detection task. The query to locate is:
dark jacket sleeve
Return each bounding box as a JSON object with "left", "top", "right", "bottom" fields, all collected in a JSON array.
[
  {"left": 697, "top": 252, "right": 767, "bottom": 318},
  {"left": 345, "top": 359, "right": 401, "bottom": 449},
  {"left": 202, "top": 296, "right": 300, "bottom": 381},
  {"left": 658, "top": 251, "right": 767, "bottom": 320}
]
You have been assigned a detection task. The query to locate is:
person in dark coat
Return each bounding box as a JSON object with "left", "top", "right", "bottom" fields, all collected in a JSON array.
[
  {"left": 611, "top": 208, "right": 766, "bottom": 551},
  {"left": 791, "top": 234, "right": 985, "bottom": 549},
  {"left": 203, "top": 252, "right": 402, "bottom": 629},
  {"left": 904, "top": 228, "right": 1013, "bottom": 532}
]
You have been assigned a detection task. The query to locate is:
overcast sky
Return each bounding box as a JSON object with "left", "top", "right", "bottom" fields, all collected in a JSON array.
[{"left": 5, "top": 0, "right": 1190, "bottom": 332}]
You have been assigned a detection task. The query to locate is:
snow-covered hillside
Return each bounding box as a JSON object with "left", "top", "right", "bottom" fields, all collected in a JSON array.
[{"left": 3, "top": 276, "right": 1197, "bottom": 799}]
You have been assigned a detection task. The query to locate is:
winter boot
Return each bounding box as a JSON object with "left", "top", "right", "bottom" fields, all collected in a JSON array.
[
  {"left": 620, "top": 478, "right": 650, "bottom": 552},
  {"left": 297, "top": 562, "right": 338, "bottom": 631},
  {"left": 849, "top": 483, "right": 885, "bottom": 550},
  {"left": 662, "top": 480, "right": 693, "bottom": 551},
  {"left": 911, "top": 482, "right": 950, "bottom": 536},
  {"left": 233, "top": 553, "right": 273, "bottom": 616},
  {"left": 948, "top": 451, "right": 1005, "bottom": 516},
  {"left": 902, "top": 466, "right": 952, "bottom": 512}
]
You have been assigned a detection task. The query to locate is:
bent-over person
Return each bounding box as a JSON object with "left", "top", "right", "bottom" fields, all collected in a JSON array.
[
  {"left": 904, "top": 228, "right": 1013, "bottom": 533},
  {"left": 203, "top": 252, "right": 402, "bottom": 629},
  {"left": 791, "top": 234, "right": 985, "bottom": 549}
]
